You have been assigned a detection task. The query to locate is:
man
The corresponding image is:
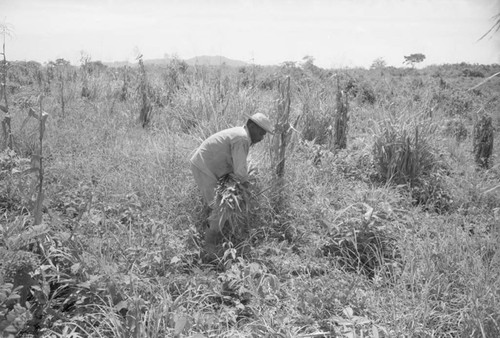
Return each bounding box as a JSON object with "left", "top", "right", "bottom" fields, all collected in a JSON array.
[{"left": 190, "top": 113, "right": 274, "bottom": 262}]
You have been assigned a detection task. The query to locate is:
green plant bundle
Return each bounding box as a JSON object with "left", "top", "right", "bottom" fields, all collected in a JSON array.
[{"left": 210, "top": 174, "right": 254, "bottom": 241}]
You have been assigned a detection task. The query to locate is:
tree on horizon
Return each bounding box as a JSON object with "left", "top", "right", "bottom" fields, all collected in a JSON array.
[{"left": 403, "top": 53, "right": 426, "bottom": 68}]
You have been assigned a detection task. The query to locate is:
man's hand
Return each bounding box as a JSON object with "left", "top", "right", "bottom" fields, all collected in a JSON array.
[{"left": 240, "top": 180, "right": 251, "bottom": 190}]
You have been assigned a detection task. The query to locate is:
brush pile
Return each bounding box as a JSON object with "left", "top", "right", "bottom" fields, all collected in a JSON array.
[{"left": 209, "top": 174, "right": 254, "bottom": 242}]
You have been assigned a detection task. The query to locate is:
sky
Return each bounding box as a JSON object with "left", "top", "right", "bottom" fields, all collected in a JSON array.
[{"left": 1, "top": 0, "right": 500, "bottom": 68}]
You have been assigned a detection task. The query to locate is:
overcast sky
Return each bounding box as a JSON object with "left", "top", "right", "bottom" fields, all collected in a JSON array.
[{"left": 1, "top": 0, "right": 499, "bottom": 68}]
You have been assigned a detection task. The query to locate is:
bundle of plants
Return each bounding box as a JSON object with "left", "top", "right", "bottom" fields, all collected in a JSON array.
[{"left": 209, "top": 174, "right": 255, "bottom": 243}]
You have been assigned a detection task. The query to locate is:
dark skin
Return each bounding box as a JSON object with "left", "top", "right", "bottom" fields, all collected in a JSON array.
[{"left": 247, "top": 120, "right": 267, "bottom": 144}]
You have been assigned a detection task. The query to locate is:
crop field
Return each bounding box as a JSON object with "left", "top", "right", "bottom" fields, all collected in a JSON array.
[{"left": 1, "top": 58, "right": 500, "bottom": 337}]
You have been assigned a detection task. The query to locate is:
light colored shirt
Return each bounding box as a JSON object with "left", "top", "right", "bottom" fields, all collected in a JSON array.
[{"left": 190, "top": 126, "right": 251, "bottom": 181}]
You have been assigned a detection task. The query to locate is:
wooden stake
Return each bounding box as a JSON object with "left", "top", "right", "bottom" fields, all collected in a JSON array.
[
  {"left": 333, "top": 76, "right": 348, "bottom": 150},
  {"left": 272, "top": 77, "right": 291, "bottom": 212},
  {"left": 1, "top": 25, "right": 12, "bottom": 149},
  {"left": 33, "top": 96, "right": 47, "bottom": 225}
]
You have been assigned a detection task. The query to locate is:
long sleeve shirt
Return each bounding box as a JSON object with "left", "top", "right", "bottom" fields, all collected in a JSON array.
[{"left": 190, "top": 126, "right": 251, "bottom": 181}]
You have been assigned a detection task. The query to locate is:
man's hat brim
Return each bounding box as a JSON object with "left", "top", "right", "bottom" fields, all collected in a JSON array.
[{"left": 248, "top": 113, "right": 274, "bottom": 134}]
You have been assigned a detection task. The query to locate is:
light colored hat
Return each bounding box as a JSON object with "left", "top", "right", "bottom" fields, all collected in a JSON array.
[{"left": 248, "top": 113, "right": 274, "bottom": 134}]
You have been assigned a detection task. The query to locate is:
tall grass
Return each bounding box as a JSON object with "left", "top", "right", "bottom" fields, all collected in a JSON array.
[
  {"left": 371, "top": 109, "right": 439, "bottom": 185},
  {"left": 371, "top": 213, "right": 500, "bottom": 337},
  {"left": 1, "top": 61, "right": 500, "bottom": 337}
]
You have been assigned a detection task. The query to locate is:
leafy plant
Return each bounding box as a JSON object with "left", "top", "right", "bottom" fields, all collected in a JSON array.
[
  {"left": 210, "top": 174, "right": 259, "bottom": 248},
  {"left": 321, "top": 204, "right": 400, "bottom": 280},
  {"left": 443, "top": 117, "right": 468, "bottom": 142},
  {"left": 47, "top": 58, "right": 70, "bottom": 118},
  {"left": 433, "top": 89, "right": 474, "bottom": 118},
  {"left": 410, "top": 171, "right": 453, "bottom": 213},
  {"left": 0, "top": 283, "right": 32, "bottom": 338}
]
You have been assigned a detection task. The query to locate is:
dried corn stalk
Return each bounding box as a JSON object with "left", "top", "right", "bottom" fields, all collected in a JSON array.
[
  {"left": 137, "top": 55, "right": 152, "bottom": 128},
  {"left": 1, "top": 23, "right": 12, "bottom": 149},
  {"left": 473, "top": 115, "right": 493, "bottom": 169},
  {"left": 271, "top": 76, "right": 291, "bottom": 212},
  {"left": 333, "top": 77, "right": 349, "bottom": 150}
]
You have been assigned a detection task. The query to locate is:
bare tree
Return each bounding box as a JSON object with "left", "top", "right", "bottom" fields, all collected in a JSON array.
[{"left": 370, "top": 57, "right": 387, "bottom": 70}]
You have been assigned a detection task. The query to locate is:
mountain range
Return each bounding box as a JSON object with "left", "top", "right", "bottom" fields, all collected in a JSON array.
[{"left": 106, "top": 55, "right": 249, "bottom": 68}]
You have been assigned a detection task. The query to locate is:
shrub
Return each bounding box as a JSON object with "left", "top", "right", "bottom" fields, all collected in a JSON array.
[
  {"left": 410, "top": 171, "right": 453, "bottom": 214},
  {"left": 359, "top": 83, "right": 376, "bottom": 105},
  {"left": 321, "top": 218, "right": 399, "bottom": 279},
  {"left": 301, "top": 109, "right": 332, "bottom": 145},
  {"left": 443, "top": 118, "right": 468, "bottom": 142},
  {"left": 462, "top": 69, "right": 485, "bottom": 78},
  {"left": 372, "top": 114, "right": 438, "bottom": 185},
  {"left": 344, "top": 78, "right": 376, "bottom": 105},
  {"left": 297, "top": 84, "right": 334, "bottom": 146},
  {"left": 442, "top": 90, "right": 474, "bottom": 117},
  {"left": 410, "top": 77, "right": 424, "bottom": 89}
]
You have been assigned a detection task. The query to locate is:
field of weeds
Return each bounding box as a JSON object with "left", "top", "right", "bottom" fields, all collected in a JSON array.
[{"left": 1, "top": 59, "right": 500, "bottom": 337}]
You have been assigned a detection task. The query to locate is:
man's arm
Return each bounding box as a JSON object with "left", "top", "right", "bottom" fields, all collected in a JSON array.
[{"left": 231, "top": 139, "right": 249, "bottom": 182}]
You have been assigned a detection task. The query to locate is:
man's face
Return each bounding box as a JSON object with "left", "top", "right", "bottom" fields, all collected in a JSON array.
[{"left": 250, "top": 125, "right": 267, "bottom": 144}]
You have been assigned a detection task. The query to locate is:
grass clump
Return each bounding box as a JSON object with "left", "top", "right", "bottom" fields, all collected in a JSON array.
[
  {"left": 372, "top": 112, "right": 438, "bottom": 185},
  {"left": 321, "top": 217, "right": 400, "bottom": 280},
  {"left": 370, "top": 110, "right": 456, "bottom": 212}
]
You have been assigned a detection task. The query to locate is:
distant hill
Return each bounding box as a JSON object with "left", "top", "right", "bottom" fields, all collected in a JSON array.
[
  {"left": 105, "top": 58, "right": 171, "bottom": 67},
  {"left": 105, "top": 60, "right": 134, "bottom": 67},
  {"left": 105, "top": 55, "right": 249, "bottom": 68},
  {"left": 184, "top": 55, "right": 248, "bottom": 67}
]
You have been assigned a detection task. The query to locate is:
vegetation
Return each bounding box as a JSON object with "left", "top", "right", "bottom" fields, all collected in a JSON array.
[
  {"left": 1, "top": 22, "right": 13, "bottom": 150},
  {"left": 473, "top": 115, "right": 494, "bottom": 169},
  {"left": 0, "top": 55, "right": 499, "bottom": 337},
  {"left": 403, "top": 53, "right": 426, "bottom": 68}
]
